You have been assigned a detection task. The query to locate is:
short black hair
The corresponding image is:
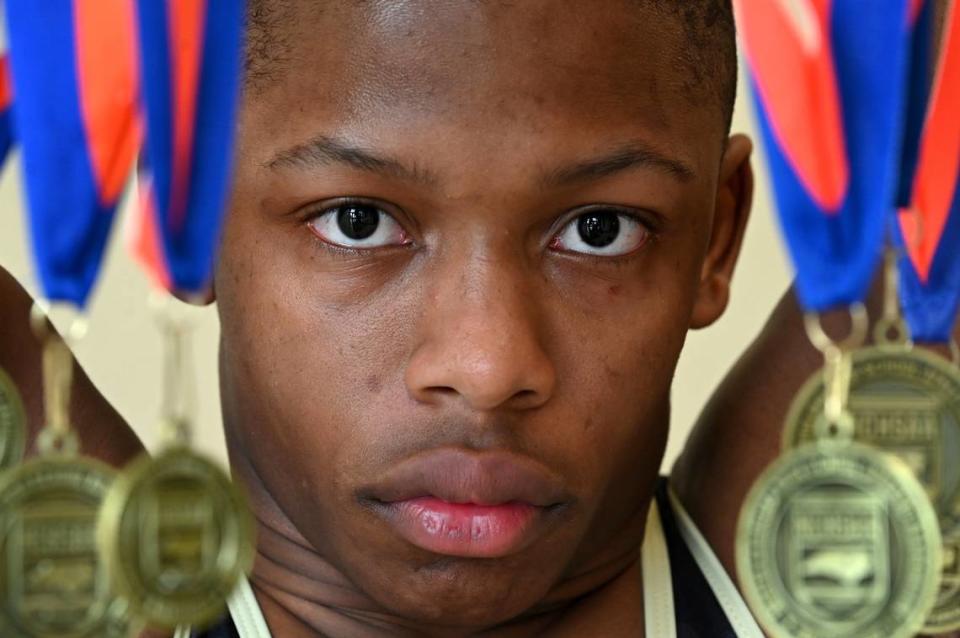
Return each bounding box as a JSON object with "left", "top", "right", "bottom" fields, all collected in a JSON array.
[
  {"left": 648, "top": 0, "right": 738, "bottom": 133},
  {"left": 244, "top": 0, "right": 737, "bottom": 132}
]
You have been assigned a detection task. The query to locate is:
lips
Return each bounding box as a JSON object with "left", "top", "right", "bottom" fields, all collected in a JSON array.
[{"left": 360, "top": 449, "right": 570, "bottom": 558}]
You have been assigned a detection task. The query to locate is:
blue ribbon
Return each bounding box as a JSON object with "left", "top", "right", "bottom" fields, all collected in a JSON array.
[
  {"left": 748, "top": 1, "right": 913, "bottom": 312},
  {"left": 135, "top": 0, "right": 245, "bottom": 295}
]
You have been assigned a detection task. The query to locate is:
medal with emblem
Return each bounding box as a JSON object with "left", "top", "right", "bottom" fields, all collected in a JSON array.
[
  {"left": 0, "top": 366, "right": 26, "bottom": 473},
  {"left": 783, "top": 251, "right": 960, "bottom": 630},
  {"left": 0, "top": 314, "right": 132, "bottom": 637},
  {"left": 738, "top": 307, "right": 943, "bottom": 638},
  {"left": 98, "top": 303, "right": 254, "bottom": 629},
  {"left": 737, "top": 440, "right": 941, "bottom": 638},
  {"left": 0, "top": 455, "right": 129, "bottom": 638},
  {"left": 98, "top": 442, "right": 253, "bottom": 629}
]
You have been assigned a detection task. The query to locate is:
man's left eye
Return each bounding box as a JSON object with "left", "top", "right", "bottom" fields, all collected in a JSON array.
[{"left": 551, "top": 210, "right": 649, "bottom": 257}]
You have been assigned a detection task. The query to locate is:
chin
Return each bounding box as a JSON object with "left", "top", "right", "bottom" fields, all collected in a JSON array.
[{"left": 355, "top": 553, "right": 560, "bottom": 629}]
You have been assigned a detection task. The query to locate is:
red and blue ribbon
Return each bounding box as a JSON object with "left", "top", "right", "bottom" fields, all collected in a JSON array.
[
  {"left": 4, "top": 0, "right": 140, "bottom": 307},
  {"left": 131, "top": 0, "right": 244, "bottom": 296},
  {"left": 737, "top": 0, "right": 915, "bottom": 312},
  {"left": 0, "top": 2, "right": 16, "bottom": 168},
  {"left": 0, "top": 27, "right": 15, "bottom": 167},
  {"left": 894, "top": 0, "right": 960, "bottom": 343}
]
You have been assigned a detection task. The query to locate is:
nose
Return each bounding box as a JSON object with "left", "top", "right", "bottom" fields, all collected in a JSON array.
[{"left": 406, "top": 252, "right": 556, "bottom": 412}]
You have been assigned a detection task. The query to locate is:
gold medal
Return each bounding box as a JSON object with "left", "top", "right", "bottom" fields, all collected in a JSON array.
[
  {"left": 0, "top": 367, "right": 26, "bottom": 472},
  {"left": 782, "top": 345, "right": 960, "bottom": 629},
  {"left": 0, "top": 455, "right": 131, "bottom": 638},
  {"left": 926, "top": 534, "right": 960, "bottom": 633},
  {"left": 0, "top": 306, "right": 135, "bottom": 637},
  {"left": 98, "top": 444, "right": 254, "bottom": 629},
  {"left": 736, "top": 441, "right": 941, "bottom": 638},
  {"left": 782, "top": 346, "right": 960, "bottom": 522}
]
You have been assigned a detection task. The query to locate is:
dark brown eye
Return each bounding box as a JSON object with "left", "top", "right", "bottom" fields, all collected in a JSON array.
[
  {"left": 337, "top": 204, "right": 380, "bottom": 240},
  {"left": 552, "top": 209, "right": 649, "bottom": 257},
  {"left": 577, "top": 212, "right": 620, "bottom": 248},
  {"left": 307, "top": 201, "right": 409, "bottom": 249}
]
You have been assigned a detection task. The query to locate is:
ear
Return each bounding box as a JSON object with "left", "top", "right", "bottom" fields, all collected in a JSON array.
[{"left": 689, "top": 133, "right": 754, "bottom": 330}]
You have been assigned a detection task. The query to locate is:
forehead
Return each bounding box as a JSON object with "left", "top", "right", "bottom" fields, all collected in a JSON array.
[{"left": 240, "top": 0, "right": 720, "bottom": 176}]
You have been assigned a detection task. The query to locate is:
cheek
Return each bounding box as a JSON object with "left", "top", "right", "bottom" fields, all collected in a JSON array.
[
  {"left": 536, "top": 265, "right": 690, "bottom": 484},
  {"left": 216, "top": 203, "right": 419, "bottom": 463}
]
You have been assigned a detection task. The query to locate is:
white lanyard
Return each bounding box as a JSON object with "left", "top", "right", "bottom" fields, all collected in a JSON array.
[
  {"left": 642, "top": 497, "right": 678, "bottom": 637},
  {"left": 666, "top": 488, "right": 764, "bottom": 638},
  {"left": 173, "top": 578, "right": 272, "bottom": 638},
  {"left": 227, "top": 577, "right": 274, "bottom": 638},
  {"left": 180, "top": 493, "right": 757, "bottom": 638}
]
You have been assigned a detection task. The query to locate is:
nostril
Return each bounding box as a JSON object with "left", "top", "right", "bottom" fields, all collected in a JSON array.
[{"left": 510, "top": 389, "right": 544, "bottom": 409}]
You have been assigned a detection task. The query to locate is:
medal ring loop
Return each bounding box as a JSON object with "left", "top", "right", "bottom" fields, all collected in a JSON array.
[
  {"left": 814, "top": 409, "right": 855, "bottom": 443},
  {"left": 36, "top": 427, "right": 79, "bottom": 456},
  {"left": 873, "top": 315, "right": 912, "bottom": 347},
  {"left": 803, "top": 303, "right": 868, "bottom": 353}
]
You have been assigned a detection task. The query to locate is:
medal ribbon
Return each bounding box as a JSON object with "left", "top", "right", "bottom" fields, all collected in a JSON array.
[
  {"left": 894, "top": 0, "right": 960, "bottom": 343},
  {"left": 131, "top": 0, "right": 245, "bottom": 295},
  {"left": 735, "top": 0, "right": 915, "bottom": 312},
  {"left": 0, "top": 54, "right": 14, "bottom": 168},
  {"left": 4, "top": 0, "right": 140, "bottom": 307}
]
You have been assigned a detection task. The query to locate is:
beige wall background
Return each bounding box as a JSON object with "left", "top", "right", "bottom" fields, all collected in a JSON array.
[{"left": 0, "top": 76, "right": 790, "bottom": 470}]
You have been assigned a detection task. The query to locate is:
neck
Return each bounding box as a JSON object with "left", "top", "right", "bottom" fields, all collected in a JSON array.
[{"left": 230, "top": 449, "right": 648, "bottom": 637}]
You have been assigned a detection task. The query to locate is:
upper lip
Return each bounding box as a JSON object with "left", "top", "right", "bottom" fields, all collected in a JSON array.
[{"left": 360, "top": 448, "right": 570, "bottom": 508}]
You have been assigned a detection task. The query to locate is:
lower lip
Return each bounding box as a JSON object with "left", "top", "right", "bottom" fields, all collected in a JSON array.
[{"left": 382, "top": 497, "right": 542, "bottom": 558}]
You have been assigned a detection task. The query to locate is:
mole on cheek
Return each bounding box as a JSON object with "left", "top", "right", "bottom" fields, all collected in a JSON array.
[
  {"left": 366, "top": 374, "right": 383, "bottom": 394},
  {"left": 608, "top": 285, "right": 621, "bottom": 297}
]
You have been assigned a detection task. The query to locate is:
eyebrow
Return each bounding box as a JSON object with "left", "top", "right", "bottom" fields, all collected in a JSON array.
[
  {"left": 264, "top": 134, "right": 437, "bottom": 186},
  {"left": 265, "top": 134, "right": 695, "bottom": 187},
  {"left": 544, "top": 143, "right": 696, "bottom": 186}
]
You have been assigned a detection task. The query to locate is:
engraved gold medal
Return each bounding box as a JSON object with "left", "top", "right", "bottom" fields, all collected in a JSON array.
[
  {"left": 98, "top": 303, "right": 254, "bottom": 629},
  {"left": 98, "top": 445, "right": 254, "bottom": 628},
  {"left": 0, "top": 367, "right": 26, "bottom": 473},
  {"left": 736, "top": 441, "right": 941, "bottom": 638},
  {"left": 0, "top": 455, "right": 130, "bottom": 638},
  {"left": 783, "top": 346, "right": 960, "bottom": 525},
  {"left": 782, "top": 345, "right": 960, "bottom": 630},
  {"left": 0, "top": 309, "right": 135, "bottom": 637}
]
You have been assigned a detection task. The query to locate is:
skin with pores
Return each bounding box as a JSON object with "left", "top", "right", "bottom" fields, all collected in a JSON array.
[{"left": 215, "top": 1, "right": 750, "bottom": 635}]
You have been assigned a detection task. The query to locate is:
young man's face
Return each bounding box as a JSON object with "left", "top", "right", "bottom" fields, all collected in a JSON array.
[{"left": 215, "top": 0, "right": 750, "bottom": 629}]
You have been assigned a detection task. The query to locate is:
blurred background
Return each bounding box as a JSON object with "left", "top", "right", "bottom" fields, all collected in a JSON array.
[{"left": 0, "top": 72, "right": 791, "bottom": 470}]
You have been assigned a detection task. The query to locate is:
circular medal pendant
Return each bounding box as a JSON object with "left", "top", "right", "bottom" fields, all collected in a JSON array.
[
  {"left": 927, "top": 534, "right": 960, "bottom": 633},
  {"left": 0, "top": 455, "right": 130, "bottom": 637},
  {"left": 98, "top": 447, "right": 254, "bottom": 629},
  {"left": 736, "top": 442, "right": 941, "bottom": 638},
  {"left": 0, "top": 368, "right": 26, "bottom": 473},
  {"left": 782, "top": 346, "right": 960, "bottom": 630}
]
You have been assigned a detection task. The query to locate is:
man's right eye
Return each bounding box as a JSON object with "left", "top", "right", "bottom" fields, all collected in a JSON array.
[{"left": 307, "top": 202, "right": 411, "bottom": 249}]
